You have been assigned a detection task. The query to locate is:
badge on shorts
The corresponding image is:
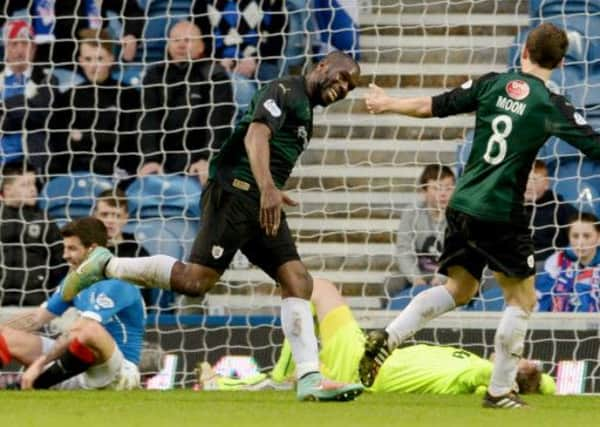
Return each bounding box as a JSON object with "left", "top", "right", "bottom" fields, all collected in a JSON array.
[
  {"left": 212, "top": 245, "right": 224, "bottom": 259},
  {"left": 27, "top": 224, "right": 41, "bottom": 238}
]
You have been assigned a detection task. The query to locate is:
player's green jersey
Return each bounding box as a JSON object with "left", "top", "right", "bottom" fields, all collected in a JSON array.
[
  {"left": 432, "top": 71, "right": 600, "bottom": 223},
  {"left": 371, "top": 344, "right": 493, "bottom": 394},
  {"left": 209, "top": 76, "right": 313, "bottom": 197}
]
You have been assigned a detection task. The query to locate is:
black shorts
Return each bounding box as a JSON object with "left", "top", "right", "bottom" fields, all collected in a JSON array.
[
  {"left": 189, "top": 180, "right": 300, "bottom": 278},
  {"left": 437, "top": 207, "right": 535, "bottom": 280}
]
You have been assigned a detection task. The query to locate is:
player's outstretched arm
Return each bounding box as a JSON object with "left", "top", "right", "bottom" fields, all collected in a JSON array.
[{"left": 365, "top": 83, "right": 433, "bottom": 117}]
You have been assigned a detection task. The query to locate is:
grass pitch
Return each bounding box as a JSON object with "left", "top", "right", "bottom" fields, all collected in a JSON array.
[{"left": 0, "top": 391, "right": 598, "bottom": 427}]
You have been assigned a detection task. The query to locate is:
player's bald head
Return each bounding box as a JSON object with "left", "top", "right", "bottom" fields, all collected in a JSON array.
[
  {"left": 168, "top": 20, "right": 205, "bottom": 61},
  {"left": 307, "top": 51, "right": 360, "bottom": 106},
  {"left": 320, "top": 51, "right": 360, "bottom": 80}
]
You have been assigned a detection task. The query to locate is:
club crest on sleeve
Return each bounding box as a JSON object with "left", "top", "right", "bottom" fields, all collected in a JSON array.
[
  {"left": 212, "top": 245, "right": 224, "bottom": 259},
  {"left": 505, "top": 80, "right": 530, "bottom": 101},
  {"left": 573, "top": 112, "right": 587, "bottom": 126},
  {"left": 263, "top": 99, "right": 282, "bottom": 117},
  {"left": 95, "top": 293, "right": 115, "bottom": 309},
  {"left": 461, "top": 79, "right": 473, "bottom": 89}
]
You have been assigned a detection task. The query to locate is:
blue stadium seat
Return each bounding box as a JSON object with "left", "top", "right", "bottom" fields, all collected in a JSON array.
[
  {"left": 387, "top": 285, "right": 430, "bottom": 310},
  {"left": 111, "top": 64, "right": 144, "bottom": 87},
  {"left": 554, "top": 180, "right": 600, "bottom": 217},
  {"left": 456, "top": 130, "right": 473, "bottom": 177},
  {"left": 137, "top": 0, "right": 193, "bottom": 64},
  {"left": 126, "top": 219, "right": 185, "bottom": 259},
  {"left": 529, "top": 0, "right": 600, "bottom": 20},
  {"left": 126, "top": 218, "right": 181, "bottom": 312},
  {"left": 39, "top": 173, "right": 114, "bottom": 225},
  {"left": 467, "top": 286, "right": 505, "bottom": 312},
  {"left": 126, "top": 175, "right": 202, "bottom": 220},
  {"left": 51, "top": 68, "right": 85, "bottom": 93}
]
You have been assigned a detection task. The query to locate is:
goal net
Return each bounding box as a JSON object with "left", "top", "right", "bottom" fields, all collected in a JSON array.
[{"left": 1, "top": 0, "right": 599, "bottom": 391}]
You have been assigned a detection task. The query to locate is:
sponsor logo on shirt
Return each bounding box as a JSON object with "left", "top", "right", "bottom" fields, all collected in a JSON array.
[
  {"left": 263, "top": 99, "right": 281, "bottom": 117},
  {"left": 505, "top": 80, "right": 530, "bottom": 101},
  {"left": 278, "top": 83, "right": 291, "bottom": 94}
]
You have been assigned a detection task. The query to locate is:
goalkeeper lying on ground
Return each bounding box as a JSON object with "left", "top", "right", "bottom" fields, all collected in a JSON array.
[{"left": 201, "top": 278, "right": 555, "bottom": 395}]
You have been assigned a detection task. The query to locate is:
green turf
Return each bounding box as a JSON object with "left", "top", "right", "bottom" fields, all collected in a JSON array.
[{"left": 0, "top": 391, "right": 598, "bottom": 427}]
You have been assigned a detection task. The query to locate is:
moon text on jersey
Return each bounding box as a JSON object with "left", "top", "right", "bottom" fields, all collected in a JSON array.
[{"left": 496, "top": 96, "right": 526, "bottom": 116}]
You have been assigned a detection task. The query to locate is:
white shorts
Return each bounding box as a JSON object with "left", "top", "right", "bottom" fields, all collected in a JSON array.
[{"left": 40, "top": 337, "right": 141, "bottom": 390}]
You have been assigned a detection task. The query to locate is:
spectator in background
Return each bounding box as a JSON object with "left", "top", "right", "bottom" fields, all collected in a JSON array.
[
  {"left": 0, "top": 164, "right": 66, "bottom": 306},
  {"left": 48, "top": 29, "right": 141, "bottom": 177},
  {"left": 392, "top": 164, "right": 455, "bottom": 292},
  {"left": 283, "top": 0, "right": 360, "bottom": 74},
  {"left": 524, "top": 160, "right": 578, "bottom": 265},
  {"left": 193, "top": 0, "right": 287, "bottom": 112},
  {"left": 139, "top": 20, "right": 234, "bottom": 186},
  {"left": 93, "top": 189, "right": 148, "bottom": 260},
  {"left": 29, "top": 0, "right": 144, "bottom": 68},
  {"left": 0, "top": 19, "right": 58, "bottom": 175},
  {"left": 536, "top": 212, "right": 600, "bottom": 312}
]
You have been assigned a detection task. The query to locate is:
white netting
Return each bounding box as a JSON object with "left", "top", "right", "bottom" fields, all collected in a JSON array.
[{"left": 0, "top": 0, "right": 599, "bottom": 390}]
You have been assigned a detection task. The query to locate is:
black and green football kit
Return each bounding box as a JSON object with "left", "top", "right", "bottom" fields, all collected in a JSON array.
[
  {"left": 191, "top": 76, "right": 313, "bottom": 276},
  {"left": 431, "top": 71, "right": 600, "bottom": 278}
]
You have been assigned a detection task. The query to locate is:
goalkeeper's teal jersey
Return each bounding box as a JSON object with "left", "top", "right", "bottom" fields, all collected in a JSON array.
[
  {"left": 431, "top": 71, "right": 600, "bottom": 224},
  {"left": 371, "top": 344, "right": 492, "bottom": 394}
]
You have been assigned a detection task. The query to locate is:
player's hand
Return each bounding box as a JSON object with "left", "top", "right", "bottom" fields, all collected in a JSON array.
[
  {"left": 412, "top": 276, "right": 428, "bottom": 286},
  {"left": 234, "top": 57, "right": 257, "bottom": 78},
  {"left": 120, "top": 35, "right": 138, "bottom": 62},
  {"left": 188, "top": 159, "right": 209, "bottom": 187},
  {"left": 21, "top": 356, "right": 46, "bottom": 390},
  {"left": 220, "top": 58, "right": 235, "bottom": 72},
  {"left": 260, "top": 185, "right": 297, "bottom": 237},
  {"left": 430, "top": 275, "right": 447, "bottom": 287},
  {"left": 69, "top": 129, "right": 82, "bottom": 142},
  {"left": 365, "top": 83, "right": 391, "bottom": 114}
]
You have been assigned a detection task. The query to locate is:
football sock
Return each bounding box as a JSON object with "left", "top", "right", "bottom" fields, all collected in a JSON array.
[
  {"left": 33, "top": 339, "right": 96, "bottom": 389},
  {"left": 106, "top": 255, "right": 176, "bottom": 289},
  {"left": 488, "top": 305, "right": 529, "bottom": 396},
  {"left": 270, "top": 339, "right": 295, "bottom": 382},
  {"left": 0, "top": 334, "right": 11, "bottom": 368},
  {"left": 385, "top": 285, "right": 456, "bottom": 349},
  {"left": 280, "top": 297, "right": 320, "bottom": 379}
]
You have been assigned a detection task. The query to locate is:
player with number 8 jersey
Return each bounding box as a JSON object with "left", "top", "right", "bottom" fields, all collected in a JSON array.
[
  {"left": 362, "top": 22, "right": 600, "bottom": 409},
  {"left": 438, "top": 72, "right": 600, "bottom": 224}
]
